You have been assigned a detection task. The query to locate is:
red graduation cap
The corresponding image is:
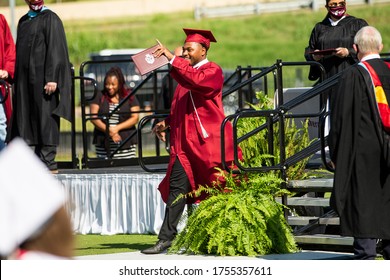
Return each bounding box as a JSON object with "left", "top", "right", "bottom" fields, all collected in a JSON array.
[{"left": 183, "top": 28, "right": 217, "bottom": 50}]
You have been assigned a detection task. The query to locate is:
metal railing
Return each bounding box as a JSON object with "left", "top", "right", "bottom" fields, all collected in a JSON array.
[
  {"left": 77, "top": 59, "right": 172, "bottom": 169},
  {"left": 0, "top": 80, "right": 10, "bottom": 105},
  {"left": 70, "top": 52, "right": 390, "bottom": 170},
  {"left": 220, "top": 59, "right": 333, "bottom": 218},
  {"left": 3, "top": 57, "right": 331, "bottom": 174},
  {"left": 194, "top": 0, "right": 385, "bottom": 20},
  {"left": 137, "top": 113, "right": 170, "bottom": 173},
  {"left": 221, "top": 60, "right": 329, "bottom": 174}
]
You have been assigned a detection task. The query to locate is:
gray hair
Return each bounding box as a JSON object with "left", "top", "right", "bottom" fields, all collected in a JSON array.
[{"left": 354, "top": 26, "right": 382, "bottom": 54}]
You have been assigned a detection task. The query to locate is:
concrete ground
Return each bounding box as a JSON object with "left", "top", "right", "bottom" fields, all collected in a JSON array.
[{"left": 75, "top": 250, "right": 354, "bottom": 260}]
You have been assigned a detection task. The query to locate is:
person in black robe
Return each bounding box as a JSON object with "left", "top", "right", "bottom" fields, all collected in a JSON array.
[
  {"left": 8, "top": 0, "right": 72, "bottom": 173},
  {"left": 304, "top": 0, "right": 368, "bottom": 81},
  {"left": 329, "top": 26, "right": 390, "bottom": 260},
  {"left": 301, "top": 1, "right": 368, "bottom": 229}
]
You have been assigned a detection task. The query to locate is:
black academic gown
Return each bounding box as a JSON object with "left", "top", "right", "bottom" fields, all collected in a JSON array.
[
  {"left": 10, "top": 9, "right": 72, "bottom": 146},
  {"left": 305, "top": 15, "right": 368, "bottom": 80},
  {"left": 329, "top": 59, "right": 390, "bottom": 239}
]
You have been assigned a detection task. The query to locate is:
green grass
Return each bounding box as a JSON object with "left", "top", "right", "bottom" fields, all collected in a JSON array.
[
  {"left": 74, "top": 234, "right": 158, "bottom": 256},
  {"left": 63, "top": 4, "right": 390, "bottom": 72}
]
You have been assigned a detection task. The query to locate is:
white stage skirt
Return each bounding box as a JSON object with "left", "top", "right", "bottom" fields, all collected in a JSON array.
[{"left": 56, "top": 173, "right": 166, "bottom": 235}]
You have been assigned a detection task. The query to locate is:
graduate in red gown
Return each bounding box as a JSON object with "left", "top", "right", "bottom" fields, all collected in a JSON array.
[
  {"left": 141, "top": 29, "right": 242, "bottom": 254},
  {"left": 0, "top": 14, "right": 15, "bottom": 151}
]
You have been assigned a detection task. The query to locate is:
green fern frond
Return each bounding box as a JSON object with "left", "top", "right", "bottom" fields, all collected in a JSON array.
[
  {"left": 168, "top": 91, "right": 313, "bottom": 256},
  {"left": 169, "top": 189, "right": 298, "bottom": 256}
]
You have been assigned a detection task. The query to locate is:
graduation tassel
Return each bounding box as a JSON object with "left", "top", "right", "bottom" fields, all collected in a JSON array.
[
  {"left": 189, "top": 91, "right": 209, "bottom": 139},
  {"left": 200, "top": 123, "right": 209, "bottom": 139}
]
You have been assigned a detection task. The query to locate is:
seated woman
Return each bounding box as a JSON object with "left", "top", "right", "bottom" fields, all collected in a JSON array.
[{"left": 90, "top": 67, "right": 140, "bottom": 159}]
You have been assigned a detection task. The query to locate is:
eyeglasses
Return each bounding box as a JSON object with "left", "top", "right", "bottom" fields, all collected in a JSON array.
[{"left": 327, "top": 1, "right": 346, "bottom": 7}]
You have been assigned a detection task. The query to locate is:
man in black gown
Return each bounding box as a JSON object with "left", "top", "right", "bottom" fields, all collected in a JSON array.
[
  {"left": 302, "top": 1, "right": 368, "bottom": 231},
  {"left": 329, "top": 26, "right": 390, "bottom": 260},
  {"left": 9, "top": 0, "right": 72, "bottom": 173}
]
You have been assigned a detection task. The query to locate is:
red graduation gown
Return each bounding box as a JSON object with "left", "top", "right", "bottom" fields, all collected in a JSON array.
[
  {"left": 158, "top": 57, "right": 241, "bottom": 204},
  {"left": 0, "top": 14, "right": 16, "bottom": 126}
]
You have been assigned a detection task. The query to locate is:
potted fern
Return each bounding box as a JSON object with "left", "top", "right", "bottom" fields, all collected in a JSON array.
[{"left": 168, "top": 92, "right": 313, "bottom": 256}]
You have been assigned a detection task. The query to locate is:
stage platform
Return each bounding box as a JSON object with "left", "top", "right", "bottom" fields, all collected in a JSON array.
[{"left": 55, "top": 165, "right": 169, "bottom": 235}]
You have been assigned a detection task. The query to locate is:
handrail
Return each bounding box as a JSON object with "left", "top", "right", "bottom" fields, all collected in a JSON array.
[
  {"left": 77, "top": 75, "right": 144, "bottom": 167},
  {"left": 284, "top": 138, "right": 322, "bottom": 168},
  {"left": 137, "top": 114, "right": 169, "bottom": 172},
  {"left": 78, "top": 59, "right": 169, "bottom": 168},
  {"left": 279, "top": 72, "right": 340, "bottom": 112},
  {"left": 76, "top": 75, "right": 98, "bottom": 168},
  {"left": 221, "top": 109, "right": 283, "bottom": 173},
  {"left": 223, "top": 64, "right": 277, "bottom": 98},
  {"left": 221, "top": 59, "right": 334, "bottom": 178},
  {"left": 0, "top": 80, "right": 9, "bottom": 104},
  {"left": 74, "top": 58, "right": 332, "bottom": 172},
  {"left": 223, "top": 65, "right": 269, "bottom": 105},
  {"left": 79, "top": 59, "right": 170, "bottom": 110},
  {"left": 69, "top": 64, "right": 78, "bottom": 169}
]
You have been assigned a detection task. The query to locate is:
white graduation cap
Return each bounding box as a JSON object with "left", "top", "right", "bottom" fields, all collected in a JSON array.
[{"left": 0, "top": 138, "right": 66, "bottom": 257}]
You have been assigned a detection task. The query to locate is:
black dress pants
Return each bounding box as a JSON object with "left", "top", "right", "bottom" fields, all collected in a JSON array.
[
  {"left": 33, "top": 145, "right": 57, "bottom": 171},
  {"left": 158, "top": 157, "right": 191, "bottom": 241},
  {"left": 353, "top": 238, "right": 390, "bottom": 260},
  {"left": 382, "top": 239, "right": 390, "bottom": 260},
  {"left": 353, "top": 238, "right": 377, "bottom": 260}
]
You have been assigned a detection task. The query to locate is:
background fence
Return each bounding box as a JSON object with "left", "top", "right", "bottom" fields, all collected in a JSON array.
[{"left": 194, "top": 0, "right": 390, "bottom": 20}]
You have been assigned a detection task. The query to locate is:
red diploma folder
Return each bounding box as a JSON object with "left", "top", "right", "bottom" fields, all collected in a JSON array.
[
  {"left": 308, "top": 48, "right": 337, "bottom": 55},
  {"left": 132, "top": 44, "right": 169, "bottom": 75}
]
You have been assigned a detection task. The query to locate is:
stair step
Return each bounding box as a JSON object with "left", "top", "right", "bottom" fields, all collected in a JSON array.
[
  {"left": 277, "top": 197, "right": 329, "bottom": 207},
  {"left": 287, "top": 216, "right": 317, "bottom": 226},
  {"left": 287, "top": 216, "right": 340, "bottom": 226},
  {"left": 319, "top": 217, "right": 340, "bottom": 225},
  {"left": 287, "top": 178, "right": 333, "bottom": 193},
  {"left": 294, "top": 234, "right": 353, "bottom": 246}
]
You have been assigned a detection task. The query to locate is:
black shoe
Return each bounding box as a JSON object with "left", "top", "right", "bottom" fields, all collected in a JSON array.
[{"left": 141, "top": 240, "right": 172, "bottom": 254}]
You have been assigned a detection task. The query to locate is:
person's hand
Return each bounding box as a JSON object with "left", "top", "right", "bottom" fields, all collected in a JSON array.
[
  {"left": 109, "top": 127, "right": 123, "bottom": 143},
  {"left": 44, "top": 82, "right": 57, "bottom": 95},
  {"left": 335, "top": 47, "right": 349, "bottom": 58},
  {"left": 154, "top": 39, "right": 174, "bottom": 61},
  {"left": 311, "top": 50, "right": 324, "bottom": 61},
  {"left": 152, "top": 120, "right": 168, "bottom": 142},
  {"left": 111, "top": 133, "right": 122, "bottom": 144},
  {"left": 109, "top": 126, "right": 119, "bottom": 137},
  {"left": 0, "top": 70, "right": 9, "bottom": 79}
]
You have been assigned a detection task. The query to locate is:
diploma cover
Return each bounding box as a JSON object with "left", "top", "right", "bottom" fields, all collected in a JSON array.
[
  {"left": 132, "top": 44, "right": 169, "bottom": 75},
  {"left": 308, "top": 48, "right": 337, "bottom": 55}
]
